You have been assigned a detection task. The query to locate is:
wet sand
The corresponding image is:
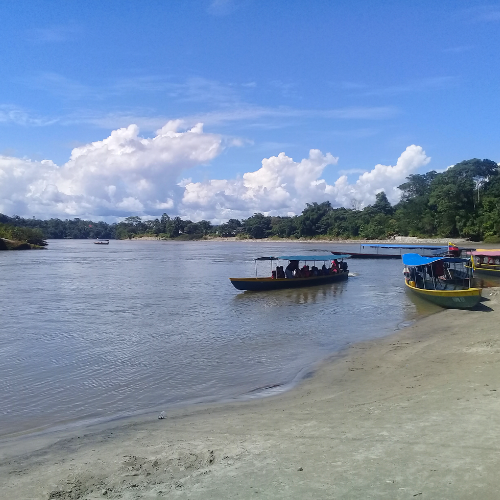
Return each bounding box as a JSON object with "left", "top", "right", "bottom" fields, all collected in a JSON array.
[{"left": 2, "top": 289, "right": 500, "bottom": 499}]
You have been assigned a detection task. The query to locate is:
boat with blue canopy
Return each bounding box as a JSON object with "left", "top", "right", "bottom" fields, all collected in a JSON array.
[
  {"left": 230, "top": 255, "right": 350, "bottom": 291},
  {"left": 402, "top": 253, "right": 481, "bottom": 309},
  {"left": 331, "top": 243, "right": 468, "bottom": 259}
]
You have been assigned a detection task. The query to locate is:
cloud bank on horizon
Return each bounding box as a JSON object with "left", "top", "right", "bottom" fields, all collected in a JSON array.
[{"left": 0, "top": 121, "right": 430, "bottom": 222}]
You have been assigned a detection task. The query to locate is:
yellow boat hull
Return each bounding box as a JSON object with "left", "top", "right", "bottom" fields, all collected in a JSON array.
[{"left": 404, "top": 280, "right": 481, "bottom": 309}]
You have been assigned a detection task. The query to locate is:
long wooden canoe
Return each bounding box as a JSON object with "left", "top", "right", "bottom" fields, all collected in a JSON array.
[{"left": 230, "top": 271, "right": 348, "bottom": 291}]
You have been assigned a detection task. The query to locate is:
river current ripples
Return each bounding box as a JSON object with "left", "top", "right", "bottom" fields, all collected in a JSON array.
[{"left": 0, "top": 240, "right": 438, "bottom": 437}]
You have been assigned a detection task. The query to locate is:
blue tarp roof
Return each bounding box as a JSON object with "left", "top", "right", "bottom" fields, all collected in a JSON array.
[
  {"left": 255, "top": 255, "right": 349, "bottom": 261},
  {"left": 402, "top": 254, "right": 470, "bottom": 266},
  {"left": 280, "top": 255, "right": 349, "bottom": 261},
  {"left": 362, "top": 244, "right": 447, "bottom": 249}
]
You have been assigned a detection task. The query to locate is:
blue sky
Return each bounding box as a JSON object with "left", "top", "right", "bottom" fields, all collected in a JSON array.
[{"left": 0, "top": 0, "right": 499, "bottom": 221}]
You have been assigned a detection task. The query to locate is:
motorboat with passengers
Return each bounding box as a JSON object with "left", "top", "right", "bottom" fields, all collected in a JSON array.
[
  {"left": 402, "top": 253, "right": 481, "bottom": 309},
  {"left": 230, "top": 255, "right": 350, "bottom": 291}
]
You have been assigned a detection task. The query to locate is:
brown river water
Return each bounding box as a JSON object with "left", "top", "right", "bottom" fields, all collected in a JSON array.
[{"left": 0, "top": 240, "right": 441, "bottom": 438}]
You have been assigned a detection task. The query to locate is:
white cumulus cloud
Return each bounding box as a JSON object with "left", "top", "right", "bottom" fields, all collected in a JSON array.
[
  {"left": 0, "top": 121, "right": 223, "bottom": 217},
  {"left": 0, "top": 118, "right": 431, "bottom": 221},
  {"left": 179, "top": 145, "right": 430, "bottom": 220}
]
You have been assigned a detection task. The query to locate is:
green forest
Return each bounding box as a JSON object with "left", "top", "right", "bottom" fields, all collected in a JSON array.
[
  {"left": 1, "top": 158, "right": 500, "bottom": 243},
  {"left": 0, "top": 222, "right": 47, "bottom": 249}
]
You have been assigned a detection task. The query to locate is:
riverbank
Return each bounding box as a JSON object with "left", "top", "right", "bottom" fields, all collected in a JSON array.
[
  {"left": 2, "top": 290, "right": 500, "bottom": 498},
  {"left": 0, "top": 238, "right": 45, "bottom": 250},
  {"left": 132, "top": 235, "right": 472, "bottom": 244}
]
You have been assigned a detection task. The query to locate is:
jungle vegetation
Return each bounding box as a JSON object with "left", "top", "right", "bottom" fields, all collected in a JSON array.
[
  {"left": 0, "top": 222, "right": 47, "bottom": 249},
  {"left": 1, "top": 159, "right": 499, "bottom": 243}
]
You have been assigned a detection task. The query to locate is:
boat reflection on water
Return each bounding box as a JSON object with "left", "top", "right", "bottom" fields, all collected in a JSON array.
[
  {"left": 233, "top": 280, "right": 347, "bottom": 306},
  {"left": 401, "top": 286, "right": 443, "bottom": 316}
]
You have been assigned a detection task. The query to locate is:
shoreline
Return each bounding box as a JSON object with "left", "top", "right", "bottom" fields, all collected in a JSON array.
[
  {"left": 2, "top": 290, "right": 500, "bottom": 498},
  {"left": 0, "top": 299, "right": 431, "bottom": 449},
  {"left": 0, "top": 237, "right": 46, "bottom": 250},
  {"left": 130, "top": 236, "right": 473, "bottom": 244}
]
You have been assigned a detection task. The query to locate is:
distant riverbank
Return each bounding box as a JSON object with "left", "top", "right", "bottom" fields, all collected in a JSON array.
[
  {"left": 131, "top": 235, "right": 473, "bottom": 245},
  {"left": 0, "top": 238, "right": 45, "bottom": 250}
]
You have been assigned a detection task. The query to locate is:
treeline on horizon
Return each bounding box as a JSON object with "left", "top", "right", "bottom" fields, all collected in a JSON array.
[{"left": 1, "top": 158, "right": 500, "bottom": 244}]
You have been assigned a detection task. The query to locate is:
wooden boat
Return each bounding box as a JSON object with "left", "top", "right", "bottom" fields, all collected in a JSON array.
[
  {"left": 94, "top": 239, "right": 109, "bottom": 245},
  {"left": 331, "top": 244, "right": 448, "bottom": 259},
  {"left": 402, "top": 253, "right": 481, "bottom": 309},
  {"left": 470, "top": 249, "right": 500, "bottom": 278},
  {"left": 230, "top": 255, "right": 349, "bottom": 291},
  {"left": 331, "top": 243, "right": 474, "bottom": 259}
]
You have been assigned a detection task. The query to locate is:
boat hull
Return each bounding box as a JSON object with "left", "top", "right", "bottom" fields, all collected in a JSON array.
[
  {"left": 230, "top": 271, "right": 348, "bottom": 291},
  {"left": 472, "top": 266, "right": 500, "bottom": 278},
  {"left": 404, "top": 280, "right": 481, "bottom": 309},
  {"left": 331, "top": 251, "right": 401, "bottom": 259}
]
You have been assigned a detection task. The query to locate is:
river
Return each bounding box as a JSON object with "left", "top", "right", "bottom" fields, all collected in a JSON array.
[{"left": 0, "top": 240, "right": 439, "bottom": 437}]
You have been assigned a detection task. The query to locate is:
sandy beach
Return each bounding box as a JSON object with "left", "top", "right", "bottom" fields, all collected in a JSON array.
[{"left": 2, "top": 289, "right": 500, "bottom": 499}]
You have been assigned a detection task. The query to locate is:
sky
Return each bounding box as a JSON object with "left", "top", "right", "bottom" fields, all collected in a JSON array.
[{"left": 0, "top": 0, "right": 499, "bottom": 222}]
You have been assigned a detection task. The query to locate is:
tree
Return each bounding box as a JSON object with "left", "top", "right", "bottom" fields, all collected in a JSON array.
[
  {"left": 398, "top": 171, "right": 438, "bottom": 201},
  {"left": 298, "top": 201, "right": 333, "bottom": 237},
  {"left": 217, "top": 219, "right": 242, "bottom": 237},
  {"left": 242, "top": 213, "right": 271, "bottom": 239},
  {"left": 184, "top": 222, "right": 201, "bottom": 234},
  {"left": 324, "top": 208, "right": 361, "bottom": 238},
  {"left": 170, "top": 217, "right": 183, "bottom": 237},
  {"left": 395, "top": 171, "right": 439, "bottom": 236},
  {"left": 270, "top": 216, "right": 298, "bottom": 238},
  {"left": 371, "top": 192, "right": 393, "bottom": 215},
  {"left": 448, "top": 158, "right": 498, "bottom": 181},
  {"left": 197, "top": 220, "right": 213, "bottom": 235}
]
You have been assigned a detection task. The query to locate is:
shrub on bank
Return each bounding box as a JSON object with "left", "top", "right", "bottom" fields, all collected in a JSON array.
[
  {"left": 484, "top": 235, "right": 500, "bottom": 244},
  {"left": 0, "top": 223, "right": 47, "bottom": 249}
]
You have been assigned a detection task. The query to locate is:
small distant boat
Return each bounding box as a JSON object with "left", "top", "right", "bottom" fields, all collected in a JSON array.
[
  {"left": 470, "top": 249, "right": 500, "bottom": 277},
  {"left": 94, "top": 239, "right": 109, "bottom": 245},
  {"left": 230, "top": 255, "right": 350, "bottom": 291},
  {"left": 402, "top": 253, "right": 481, "bottom": 309}
]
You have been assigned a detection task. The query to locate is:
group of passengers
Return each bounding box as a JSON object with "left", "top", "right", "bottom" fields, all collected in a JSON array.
[{"left": 272, "top": 259, "right": 348, "bottom": 279}]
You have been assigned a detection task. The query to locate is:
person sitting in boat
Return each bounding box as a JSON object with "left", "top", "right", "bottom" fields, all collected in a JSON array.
[
  {"left": 415, "top": 267, "right": 425, "bottom": 288},
  {"left": 432, "top": 259, "right": 445, "bottom": 279},
  {"left": 301, "top": 265, "right": 310, "bottom": 277},
  {"left": 409, "top": 267, "right": 417, "bottom": 284},
  {"left": 276, "top": 266, "right": 285, "bottom": 279},
  {"left": 311, "top": 266, "right": 318, "bottom": 276},
  {"left": 321, "top": 264, "right": 328, "bottom": 275},
  {"left": 403, "top": 267, "right": 410, "bottom": 280},
  {"left": 331, "top": 260, "right": 339, "bottom": 273},
  {"left": 285, "top": 260, "right": 299, "bottom": 279}
]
